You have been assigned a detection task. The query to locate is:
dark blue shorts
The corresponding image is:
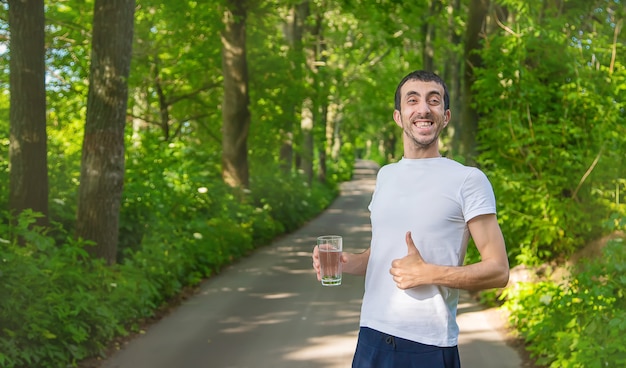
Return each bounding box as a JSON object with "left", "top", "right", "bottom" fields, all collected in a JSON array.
[{"left": 352, "top": 327, "right": 461, "bottom": 368}]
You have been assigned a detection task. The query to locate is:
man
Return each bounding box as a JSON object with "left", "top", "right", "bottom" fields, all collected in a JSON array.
[{"left": 312, "top": 70, "right": 510, "bottom": 367}]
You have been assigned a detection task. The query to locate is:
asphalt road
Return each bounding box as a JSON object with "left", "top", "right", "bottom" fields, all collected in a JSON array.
[{"left": 99, "top": 160, "right": 522, "bottom": 368}]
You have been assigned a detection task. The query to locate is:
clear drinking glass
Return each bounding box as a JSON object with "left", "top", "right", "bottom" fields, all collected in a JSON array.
[{"left": 317, "top": 235, "right": 342, "bottom": 286}]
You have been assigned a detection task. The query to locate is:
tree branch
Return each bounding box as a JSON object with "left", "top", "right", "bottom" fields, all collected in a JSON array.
[
  {"left": 572, "top": 145, "right": 605, "bottom": 202},
  {"left": 167, "top": 82, "right": 221, "bottom": 105}
]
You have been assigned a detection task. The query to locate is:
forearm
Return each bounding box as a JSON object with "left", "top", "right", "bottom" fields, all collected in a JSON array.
[
  {"left": 343, "top": 248, "right": 370, "bottom": 276},
  {"left": 425, "top": 259, "right": 509, "bottom": 291}
]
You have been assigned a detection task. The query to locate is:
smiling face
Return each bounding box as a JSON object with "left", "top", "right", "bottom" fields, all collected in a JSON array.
[{"left": 393, "top": 79, "right": 450, "bottom": 159}]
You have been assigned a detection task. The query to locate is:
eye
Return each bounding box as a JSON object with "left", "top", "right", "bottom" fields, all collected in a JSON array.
[{"left": 428, "top": 98, "right": 440, "bottom": 105}]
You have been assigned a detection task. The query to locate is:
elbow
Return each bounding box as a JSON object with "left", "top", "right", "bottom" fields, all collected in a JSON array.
[
  {"left": 495, "top": 265, "right": 510, "bottom": 288},
  {"left": 493, "top": 253, "right": 510, "bottom": 288}
]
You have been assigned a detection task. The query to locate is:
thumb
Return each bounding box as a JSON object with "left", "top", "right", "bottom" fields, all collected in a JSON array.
[{"left": 405, "top": 231, "right": 418, "bottom": 255}]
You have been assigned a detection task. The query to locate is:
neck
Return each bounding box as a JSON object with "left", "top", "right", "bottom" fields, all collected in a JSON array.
[{"left": 403, "top": 146, "right": 441, "bottom": 159}]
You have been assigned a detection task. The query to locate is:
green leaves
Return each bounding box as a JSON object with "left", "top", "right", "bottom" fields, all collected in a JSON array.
[
  {"left": 0, "top": 163, "right": 337, "bottom": 367},
  {"left": 503, "top": 239, "right": 626, "bottom": 367},
  {"left": 474, "top": 0, "right": 626, "bottom": 265},
  {"left": 0, "top": 214, "right": 116, "bottom": 367}
]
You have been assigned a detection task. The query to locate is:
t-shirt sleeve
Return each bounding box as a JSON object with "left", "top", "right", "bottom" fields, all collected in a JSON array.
[{"left": 462, "top": 168, "right": 497, "bottom": 222}]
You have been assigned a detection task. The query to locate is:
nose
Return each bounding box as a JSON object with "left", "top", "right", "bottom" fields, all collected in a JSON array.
[{"left": 415, "top": 99, "right": 431, "bottom": 115}]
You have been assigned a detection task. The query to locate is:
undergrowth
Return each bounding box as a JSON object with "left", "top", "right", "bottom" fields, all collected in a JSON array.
[
  {"left": 0, "top": 172, "right": 337, "bottom": 368},
  {"left": 502, "top": 238, "right": 626, "bottom": 367}
]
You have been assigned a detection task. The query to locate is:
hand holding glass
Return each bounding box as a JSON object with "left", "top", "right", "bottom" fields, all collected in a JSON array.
[{"left": 317, "top": 235, "right": 342, "bottom": 286}]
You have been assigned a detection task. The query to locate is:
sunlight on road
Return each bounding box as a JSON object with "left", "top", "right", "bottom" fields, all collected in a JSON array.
[
  {"left": 457, "top": 298, "right": 506, "bottom": 344},
  {"left": 251, "top": 292, "right": 299, "bottom": 299},
  {"left": 219, "top": 310, "right": 299, "bottom": 334},
  {"left": 283, "top": 332, "right": 358, "bottom": 368}
]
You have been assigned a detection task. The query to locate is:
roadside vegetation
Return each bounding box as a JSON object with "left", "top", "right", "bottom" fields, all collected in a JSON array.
[
  {"left": 0, "top": 139, "right": 343, "bottom": 367},
  {"left": 502, "top": 237, "right": 626, "bottom": 367}
]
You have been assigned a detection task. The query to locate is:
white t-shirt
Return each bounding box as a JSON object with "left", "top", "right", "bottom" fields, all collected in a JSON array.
[{"left": 360, "top": 157, "right": 497, "bottom": 347}]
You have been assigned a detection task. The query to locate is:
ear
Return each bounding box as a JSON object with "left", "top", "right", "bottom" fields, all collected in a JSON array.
[
  {"left": 443, "top": 109, "right": 451, "bottom": 128},
  {"left": 393, "top": 109, "right": 402, "bottom": 128}
]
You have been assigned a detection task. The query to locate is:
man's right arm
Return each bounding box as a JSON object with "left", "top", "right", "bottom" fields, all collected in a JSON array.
[{"left": 343, "top": 247, "right": 370, "bottom": 275}]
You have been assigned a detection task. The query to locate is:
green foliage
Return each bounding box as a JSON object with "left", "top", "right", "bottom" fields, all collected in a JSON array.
[
  {"left": 0, "top": 154, "right": 337, "bottom": 368},
  {"left": 129, "top": 0, "right": 223, "bottom": 143},
  {"left": 330, "top": 141, "right": 356, "bottom": 183},
  {"left": 249, "top": 164, "right": 338, "bottom": 233},
  {"left": 120, "top": 131, "right": 325, "bottom": 254},
  {"left": 502, "top": 238, "right": 626, "bottom": 367},
  {"left": 474, "top": 0, "right": 626, "bottom": 265},
  {"left": 0, "top": 212, "right": 121, "bottom": 367}
]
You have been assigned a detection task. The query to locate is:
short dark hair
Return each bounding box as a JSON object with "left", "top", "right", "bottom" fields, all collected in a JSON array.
[{"left": 394, "top": 70, "right": 450, "bottom": 111}]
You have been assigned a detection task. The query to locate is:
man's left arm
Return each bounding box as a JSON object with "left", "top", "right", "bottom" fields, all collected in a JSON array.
[{"left": 390, "top": 214, "right": 509, "bottom": 291}]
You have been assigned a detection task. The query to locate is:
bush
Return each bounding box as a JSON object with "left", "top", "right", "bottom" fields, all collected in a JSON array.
[
  {"left": 0, "top": 209, "right": 314, "bottom": 367},
  {"left": 0, "top": 156, "right": 339, "bottom": 367},
  {"left": 502, "top": 238, "right": 626, "bottom": 367},
  {"left": 249, "top": 165, "right": 338, "bottom": 233},
  {"left": 473, "top": 13, "right": 626, "bottom": 266},
  {"left": 0, "top": 212, "right": 122, "bottom": 367}
]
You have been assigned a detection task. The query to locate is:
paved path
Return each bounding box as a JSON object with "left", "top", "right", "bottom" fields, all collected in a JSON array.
[{"left": 99, "top": 160, "right": 522, "bottom": 368}]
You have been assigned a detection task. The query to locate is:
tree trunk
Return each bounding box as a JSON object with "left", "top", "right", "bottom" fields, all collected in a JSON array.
[
  {"left": 328, "top": 102, "right": 342, "bottom": 161},
  {"left": 280, "top": 1, "right": 309, "bottom": 173},
  {"left": 314, "top": 17, "right": 329, "bottom": 184},
  {"left": 317, "top": 100, "right": 328, "bottom": 183},
  {"left": 221, "top": 0, "right": 250, "bottom": 188},
  {"left": 76, "top": 0, "right": 135, "bottom": 264},
  {"left": 300, "top": 97, "right": 314, "bottom": 184},
  {"left": 8, "top": 0, "right": 49, "bottom": 227},
  {"left": 300, "top": 12, "right": 323, "bottom": 185},
  {"left": 153, "top": 57, "right": 171, "bottom": 141},
  {"left": 460, "top": 0, "right": 488, "bottom": 165},
  {"left": 421, "top": 0, "right": 441, "bottom": 72},
  {"left": 445, "top": 0, "right": 462, "bottom": 157}
]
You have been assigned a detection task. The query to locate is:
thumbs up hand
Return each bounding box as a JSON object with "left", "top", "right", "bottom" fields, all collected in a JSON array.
[{"left": 390, "top": 231, "right": 429, "bottom": 289}]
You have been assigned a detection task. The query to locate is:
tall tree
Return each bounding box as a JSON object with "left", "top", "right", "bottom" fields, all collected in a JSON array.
[
  {"left": 299, "top": 11, "right": 323, "bottom": 185},
  {"left": 314, "top": 17, "right": 330, "bottom": 184},
  {"left": 460, "top": 0, "right": 488, "bottom": 164},
  {"left": 443, "top": 0, "right": 463, "bottom": 157},
  {"left": 221, "top": 0, "right": 251, "bottom": 188},
  {"left": 421, "top": 0, "right": 442, "bottom": 72},
  {"left": 8, "top": 0, "right": 48, "bottom": 227},
  {"left": 280, "top": 1, "right": 309, "bottom": 173},
  {"left": 76, "top": 0, "right": 135, "bottom": 264}
]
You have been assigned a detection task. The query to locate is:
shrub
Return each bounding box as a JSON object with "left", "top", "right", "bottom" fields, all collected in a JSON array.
[
  {"left": 0, "top": 212, "right": 122, "bottom": 367},
  {"left": 0, "top": 157, "right": 339, "bottom": 367},
  {"left": 249, "top": 166, "right": 338, "bottom": 233},
  {"left": 502, "top": 238, "right": 626, "bottom": 367}
]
